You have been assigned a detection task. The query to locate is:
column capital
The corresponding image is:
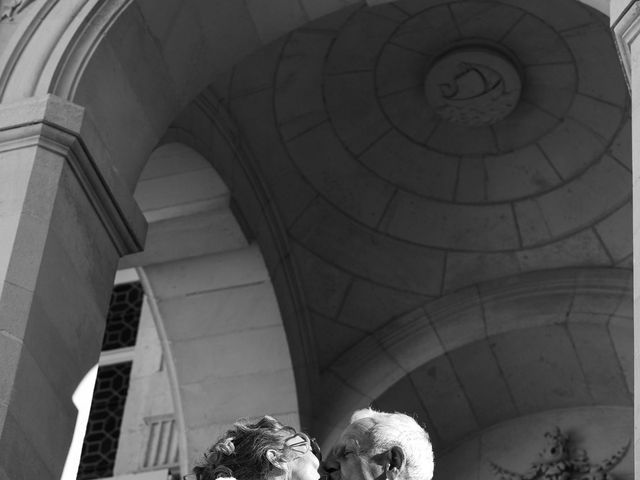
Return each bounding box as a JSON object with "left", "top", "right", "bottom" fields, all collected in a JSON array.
[
  {"left": 612, "top": 0, "right": 640, "bottom": 86},
  {"left": 0, "top": 94, "right": 146, "bottom": 255}
]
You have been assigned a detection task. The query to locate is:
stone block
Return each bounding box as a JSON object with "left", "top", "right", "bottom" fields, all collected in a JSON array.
[
  {"left": 325, "top": 10, "right": 398, "bottom": 74},
  {"left": 609, "top": 118, "right": 631, "bottom": 170},
  {"left": 595, "top": 201, "right": 632, "bottom": 262},
  {"left": 0, "top": 214, "right": 20, "bottom": 284},
  {"left": 160, "top": 281, "right": 281, "bottom": 341},
  {"left": 451, "top": 2, "right": 523, "bottom": 40},
  {"left": 310, "top": 312, "right": 367, "bottom": 370},
  {"left": 455, "top": 157, "right": 486, "bottom": 203},
  {"left": 301, "top": 2, "right": 360, "bottom": 26},
  {"left": 145, "top": 245, "right": 269, "bottom": 299},
  {"left": 374, "top": 309, "right": 445, "bottom": 373},
  {"left": 192, "top": 0, "right": 263, "bottom": 78},
  {"left": 503, "top": 0, "right": 593, "bottom": 30},
  {"left": 0, "top": 149, "right": 36, "bottom": 219},
  {"left": 135, "top": 169, "right": 228, "bottom": 212},
  {"left": 608, "top": 317, "right": 633, "bottom": 394},
  {"left": 391, "top": 6, "right": 459, "bottom": 55},
  {"left": 140, "top": 143, "right": 219, "bottom": 181},
  {"left": 106, "top": 4, "right": 180, "bottom": 135},
  {"left": 290, "top": 198, "right": 445, "bottom": 295},
  {"left": 376, "top": 44, "right": 426, "bottom": 96},
  {"left": 268, "top": 170, "right": 318, "bottom": 228},
  {"left": 538, "top": 118, "right": 606, "bottom": 179},
  {"left": 568, "top": 94, "right": 624, "bottom": 141},
  {"left": 385, "top": 191, "right": 520, "bottom": 250},
  {"left": 484, "top": 146, "right": 560, "bottom": 202},
  {"left": 448, "top": 340, "right": 519, "bottom": 427},
  {"left": 330, "top": 335, "right": 405, "bottom": 399},
  {"left": 517, "top": 230, "right": 611, "bottom": 270},
  {"left": 523, "top": 63, "right": 576, "bottom": 118},
  {"left": 491, "top": 326, "right": 592, "bottom": 413},
  {"left": 379, "top": 87, "right": 439, "bottom": 143},
  {"left": 514, "top": 199, "right": 553, "bottom": 247},
  {"left": 324, "top": 72, "right": 391, "bottom": 155},
  {"left": 534, "top": 156, "right": 630, "bottom": 238},
  {"left": 502, "top": 13, "right": 572, "bottom": 65},
  {"left": 74, "top": 40, "right": 160, "bottom": 188},
  {"left": 0, "top": 412, "right": 56, "bottom": 479},
  {"left": 492, "top": 102, "right": 558, "bottom": 153},
  {"left": 427, "top": 286, "right": 486, "bottom": 351},
  {"left": 286, "top": 122, "right": 395, "bottom": 226},
  {"left": 359, "top": 130, "right": 458, "bottom": 201},
  {"left": 0, "top": 334, "right": 20, "bottom": 407},
  {"left": 181, "top": 367, "right": 298, "bottom": 428},
  {"left": 231, "top": 37, "right": 285, "bottom": 98},
  {"left": 567, "top": 321, "right": 631, "bottom": 405},
  {"left": 122, "top": 208, "right": 247, "bottom": 268},
  {"left": 481, "top": 281, "right": 573, "bottom": 337},
  {"left": 428, "top": 122, "right": 497, "bottom": 155},
  {"left": 564, "top": 24, "right": 628, "bottom": 107},
  {"left": 173, "top": 325, "right": 293, "bottom": 385},
  {"left": 275, "top": 30, "right": 333, "bottom": 126},
  {"left": 410, "top": 356, "right": 479, "bottom": 445},
  {"left": 443, "top": 251, "right": 521, "bottom": 293},
  {"left": 136, "top": 0, "right": 184, "bottom": 44},
  {"left": 246, "top": 0, "right": 309, "bottom": 43},
  {"left": 10, "top": 348, "right": 77, "bottom": 476},
  {"left": 338, "top": 279, "right": 431, "bottom": 332},
  {"left": 291, "top": 243, "right": 353, "bottom": 318}
]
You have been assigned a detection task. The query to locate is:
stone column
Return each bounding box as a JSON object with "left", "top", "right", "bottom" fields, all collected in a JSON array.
[
  {"left": 0, "top": 95, "right": 146, "bottom": 479},
  {"left": 612, "top": 1, "right": 640, "bottom": 478}
]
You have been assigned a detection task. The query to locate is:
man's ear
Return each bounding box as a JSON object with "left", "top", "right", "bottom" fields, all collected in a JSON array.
[{"left": 385, "top": 446, "right": 405, "bottom": 480}]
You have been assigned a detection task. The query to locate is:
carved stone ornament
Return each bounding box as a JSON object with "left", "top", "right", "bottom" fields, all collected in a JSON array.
[
  {"left": 425, "top": 45, "right": 522, "bottom": 127},
  {"left": 0, "top": 0, "right": 35, "bottom": 21},
  {"left": 490, "top": 427, "right": 629, "bottom": 480}
]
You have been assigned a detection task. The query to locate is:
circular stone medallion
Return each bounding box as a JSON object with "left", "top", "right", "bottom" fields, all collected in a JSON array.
[{"left": 425, "top": 46, "right": 522, "bottom": 127}]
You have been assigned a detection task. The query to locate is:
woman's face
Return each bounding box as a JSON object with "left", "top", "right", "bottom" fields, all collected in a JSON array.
[
  {"left": 288, "top": 448, "right": 321, "bottom": 480},
  {"left": 281, "top": 433, "right": 322, "bottom": 480}
]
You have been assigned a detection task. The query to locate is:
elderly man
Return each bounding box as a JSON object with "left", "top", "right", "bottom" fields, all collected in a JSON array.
[{"left": 323, "top": 408, "right": 434, "bottom": 480}]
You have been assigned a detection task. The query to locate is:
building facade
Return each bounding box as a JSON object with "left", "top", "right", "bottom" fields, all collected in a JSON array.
[{"left": 0, "top": 0, "right": 637, "bottom": 479}]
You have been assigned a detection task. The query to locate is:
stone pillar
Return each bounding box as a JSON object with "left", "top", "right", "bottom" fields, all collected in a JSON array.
[
  {"left": 0, "top": 95, "right": 146, "bottom": 479},
  {"left": 612, "top": 1, "right": 640, "bottom": 478}
]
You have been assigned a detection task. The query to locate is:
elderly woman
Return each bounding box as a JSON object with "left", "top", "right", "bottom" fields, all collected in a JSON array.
[{"left": 190, "top": 415, "right": 323, "bottom": 480}]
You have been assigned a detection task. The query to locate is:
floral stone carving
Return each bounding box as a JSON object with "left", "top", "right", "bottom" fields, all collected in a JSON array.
[{"left": 490, "top": 427, "right": 629, "bottom": 480}]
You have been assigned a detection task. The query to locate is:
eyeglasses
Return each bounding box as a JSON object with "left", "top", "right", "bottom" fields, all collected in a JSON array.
[{"left": 283, "top": 432, "right": 323, "bottom": 462}]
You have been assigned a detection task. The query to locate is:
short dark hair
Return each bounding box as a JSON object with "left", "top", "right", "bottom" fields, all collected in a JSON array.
[{"left": 192, "top": 416, "right": 299, "bottom": 480}]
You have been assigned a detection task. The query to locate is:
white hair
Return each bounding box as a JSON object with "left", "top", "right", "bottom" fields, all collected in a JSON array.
[{"left": 350, "top": 408, "right": 434, "bottom": 480}]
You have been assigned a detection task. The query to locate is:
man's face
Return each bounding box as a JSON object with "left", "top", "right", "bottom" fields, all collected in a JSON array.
[{"left": 323, "top": 421, "right": 385, "bottom": 480}]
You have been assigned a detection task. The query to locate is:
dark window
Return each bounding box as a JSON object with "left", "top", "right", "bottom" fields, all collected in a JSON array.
[
  {"left": 77, "top": 362, "right": 133, "bottom": 480},
  {"left": 102, "top": 281, "right": 144, "bottom": 350}
]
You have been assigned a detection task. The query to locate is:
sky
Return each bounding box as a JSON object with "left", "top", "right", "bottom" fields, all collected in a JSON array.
[{"left": 60, "top": 364, "right": 98, "bottom": 480}]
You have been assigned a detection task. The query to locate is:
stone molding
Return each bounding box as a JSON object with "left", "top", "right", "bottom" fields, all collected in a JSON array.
[
  {"left": 320, "top": 268, "right": 632, "bottom": 441},
  {"left": 0, "top": 94, "right": 146, "bottom": 255},
  {"left": 612, "top": 0, "right": 640, "bottom": 86}
]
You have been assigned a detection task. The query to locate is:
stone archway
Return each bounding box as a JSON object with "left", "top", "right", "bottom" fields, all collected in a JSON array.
[{"left": 315, "top": 268, "right": 632, "bottom": 449}]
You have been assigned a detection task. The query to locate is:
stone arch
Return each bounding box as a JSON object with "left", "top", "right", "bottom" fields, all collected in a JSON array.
[
  {"left": 316, "top": 267, "right": 632, "bottom": 449},
  {"left": 127, "top": 142, "right": 301, "bottom": 469}
]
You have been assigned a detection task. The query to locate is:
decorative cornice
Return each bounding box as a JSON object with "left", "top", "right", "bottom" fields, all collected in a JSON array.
[{"left": 0, "top": 95, "right": 146, "bottom": 256}]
